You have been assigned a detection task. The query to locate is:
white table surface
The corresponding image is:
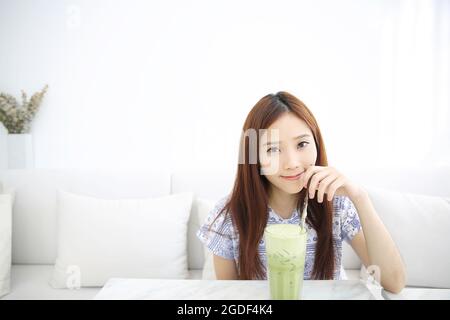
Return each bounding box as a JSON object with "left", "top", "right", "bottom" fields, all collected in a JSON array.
[
  {"left": 94, "top": 278, "right": 381, "bottom": 300},
  {"left": 382, "top": 287, "right": 450, "bottom": 300}
]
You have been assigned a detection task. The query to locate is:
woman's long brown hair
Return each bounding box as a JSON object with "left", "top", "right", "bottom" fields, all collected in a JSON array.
[{"left": 210, "top": 91, "right": 335, "bottom": 280}]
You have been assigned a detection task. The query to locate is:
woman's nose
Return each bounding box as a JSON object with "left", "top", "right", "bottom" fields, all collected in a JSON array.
[{"left": 283, "top": 148, "right": 301, "bottom": 170}]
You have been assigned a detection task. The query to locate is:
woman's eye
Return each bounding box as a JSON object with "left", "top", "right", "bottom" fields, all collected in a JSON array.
[
  {"left": 267, "top": 142, "right": 308, "bottom": 153},
  {"left": 267, "top": 146, "right": 280, "bottom": 153},
  {"left": 298, "top": 141, "right": 309, "bottom": 148}
]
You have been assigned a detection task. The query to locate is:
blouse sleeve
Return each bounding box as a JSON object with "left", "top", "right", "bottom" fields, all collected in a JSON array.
[
  {"left": 340, "top": 196, "right": 362, "bottom": 244},
  {"left": 196, "top": 197, "right": 235, "bottom": 260}
]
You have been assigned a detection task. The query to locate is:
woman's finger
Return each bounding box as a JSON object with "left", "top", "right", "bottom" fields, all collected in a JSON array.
[
  {"left": 301, "top": 165, "right": 324, "bottom": 189},
  {"left": 326, "top": 176, "right": 346, "bottom": 201},
  {"left": 317, "top": 174, "right": 339, "bottom": 203},
  {"left": 307, "top": 169, "right": 331, "bottom": 199}
]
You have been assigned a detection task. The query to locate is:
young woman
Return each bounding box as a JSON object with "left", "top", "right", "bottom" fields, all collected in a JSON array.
[{"left": 197, "top": 91, "right": 406, "bottom": 293}]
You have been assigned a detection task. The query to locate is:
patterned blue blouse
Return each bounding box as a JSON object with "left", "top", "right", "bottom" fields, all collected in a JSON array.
[{"left": 196, "top": 195, "right": 362, "bottom": 280}]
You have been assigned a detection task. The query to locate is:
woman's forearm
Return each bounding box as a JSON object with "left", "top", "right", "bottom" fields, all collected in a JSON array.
[{"left": 351, "top": 189, "right": 407, "bottom": 293}]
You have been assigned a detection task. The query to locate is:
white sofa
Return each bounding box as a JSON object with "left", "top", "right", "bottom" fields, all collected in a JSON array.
[{"left": 0, "top": 166, "right": 449, "bottom": 300}]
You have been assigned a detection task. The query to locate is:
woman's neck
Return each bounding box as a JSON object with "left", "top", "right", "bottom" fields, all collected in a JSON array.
[{"left": 268, "top": 188, "right": 299, "bottom": 219}]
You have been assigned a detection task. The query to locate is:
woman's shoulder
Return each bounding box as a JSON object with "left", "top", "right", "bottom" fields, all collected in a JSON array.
[
  {"left": 331, "top": 196, "right": 362, "bottom": 242},
  {"left": 196, "top": 194, "right": 237, "bottom": 258},
  {"left": 215, "top": 194, "right": 232, "bottom": 209},
  {"left": 205, "top": 194, "right": 233, "bottom": 225},
  {"left": 332, "top": 195, "right": 358, "bottom": 219},
  {"left": 332, "top": 195, "right": 354, "bottom": 211},
  {"left": 332, "top": 195, "right": 361, "bottom": 232}
]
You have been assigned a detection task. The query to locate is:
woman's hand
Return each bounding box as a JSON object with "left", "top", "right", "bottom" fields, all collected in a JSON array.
[{"left": 300, "top": 165, "right": 365, "bottom": 202}]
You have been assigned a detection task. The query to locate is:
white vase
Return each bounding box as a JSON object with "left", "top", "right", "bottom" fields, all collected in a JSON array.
[{"left": 7, "top": 134, "right": 34, "bottom": 169}]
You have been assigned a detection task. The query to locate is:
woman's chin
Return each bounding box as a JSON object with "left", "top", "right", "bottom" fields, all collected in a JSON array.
[{"left": 282, "top": 185, "right": 303, "bottom": 194}]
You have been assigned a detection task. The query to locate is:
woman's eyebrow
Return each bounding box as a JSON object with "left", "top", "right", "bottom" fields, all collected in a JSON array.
[{"left": 263, "top": 133, "right": 311, "bottom": 146}]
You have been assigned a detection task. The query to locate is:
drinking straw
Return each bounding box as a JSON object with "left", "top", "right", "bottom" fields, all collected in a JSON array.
[{"left": 301, "top": 194, "right": 308, "bottom": 231}]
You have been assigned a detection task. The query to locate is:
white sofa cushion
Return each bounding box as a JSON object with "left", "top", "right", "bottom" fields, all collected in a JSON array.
[
  {"left": 365, "top": 186, "right": 450, "bottom": 288},
  {"left": 0, "top": 188, "right": 14, "bottom": 298},
  {"left": 0, "top": 170, "right": 171, "bottom": 265},
  {"left": 187, "top": 197, "right": 216, "bottom": 271},
  {"left": 50, "top": 190, "right": 194, "bottom": 288},
  {"left": 195, "top": 198, "right": 217, "bottom": 280}
]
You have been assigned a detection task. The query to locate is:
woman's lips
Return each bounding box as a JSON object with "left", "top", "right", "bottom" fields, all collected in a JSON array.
[{"left": 280, "top": 172, "right": 304, "bottom": 181}]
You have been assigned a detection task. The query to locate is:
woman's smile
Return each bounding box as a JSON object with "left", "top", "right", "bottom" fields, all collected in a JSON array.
[{"left": 280, "top": 171, "right": 304, "bottom": 181}]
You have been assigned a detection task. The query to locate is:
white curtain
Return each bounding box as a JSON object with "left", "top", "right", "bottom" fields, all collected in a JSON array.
[{"left": 377, "top": 0, "right": 450, "bottom": 168}]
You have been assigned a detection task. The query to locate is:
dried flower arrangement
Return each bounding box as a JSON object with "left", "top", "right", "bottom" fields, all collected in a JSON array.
[{"left": 0, "top": 85, "right": 48, "bottom": 134}]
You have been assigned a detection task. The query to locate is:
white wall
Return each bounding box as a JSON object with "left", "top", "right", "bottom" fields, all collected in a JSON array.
[{"left": 0, "top": 0, "right": 448, "bottom": 173}]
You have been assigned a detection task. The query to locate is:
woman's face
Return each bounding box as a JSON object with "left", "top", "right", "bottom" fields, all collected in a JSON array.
[{"left": 259, "top": 112, "right": 317, "bottom": 195}]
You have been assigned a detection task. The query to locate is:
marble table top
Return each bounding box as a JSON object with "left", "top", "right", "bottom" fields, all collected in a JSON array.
[
  {"left": 94, "top": 278, "right": 380, "bottom": 300},
  {"left": 382, "top": 287, "right": 450, "bottom": 300}
]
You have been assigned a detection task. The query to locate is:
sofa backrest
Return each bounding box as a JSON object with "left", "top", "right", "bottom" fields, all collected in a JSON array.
[{"left": 1, "top": 166, "right": 449, "bottom": 273}]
